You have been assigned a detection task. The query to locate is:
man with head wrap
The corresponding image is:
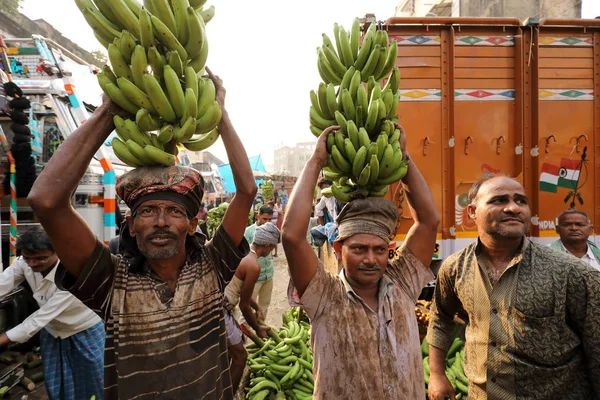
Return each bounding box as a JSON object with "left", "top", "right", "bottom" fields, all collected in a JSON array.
[
  {"left": 224, "top": 222, "right": 281, "bottom": 392},
  {"left": 282, "top": 124, "right": 439, "bottom": 399},
  {"left": 27, "top": 69, "right": 257, "bottom": 399}
]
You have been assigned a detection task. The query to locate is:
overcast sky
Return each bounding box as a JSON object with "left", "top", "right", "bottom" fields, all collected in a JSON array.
[{"left": 18, "top": 0, "right": 600, "bottom": 165}]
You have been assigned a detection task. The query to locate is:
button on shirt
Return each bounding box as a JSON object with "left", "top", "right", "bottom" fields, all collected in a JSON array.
[
  {"left": 0, "top": 257, "right": 101, "bottom": 343},
  {"left": 244, "top": 223, "right": 273, "bottom": 282},
  {"left": 292, "top": 246, "right": 433, "bottom": 399}
]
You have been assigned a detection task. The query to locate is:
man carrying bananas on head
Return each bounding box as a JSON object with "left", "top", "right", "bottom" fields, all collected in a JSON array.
[
  {"left": 282, "top": 124, "right": 440, "bottom": 399},
  {"left": 27, "top": 69, "right": 257, "bottom": 400}
]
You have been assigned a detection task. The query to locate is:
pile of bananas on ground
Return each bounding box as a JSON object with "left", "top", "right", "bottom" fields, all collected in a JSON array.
[
  {"left": 75, "top": 0, "right": 221, "bottom": 167},
  {"left": 309, "top": 18, "right": 407, "bottom": 202},
  {"left": 243, "top": 307, "right": 313, "bottom": 400}
]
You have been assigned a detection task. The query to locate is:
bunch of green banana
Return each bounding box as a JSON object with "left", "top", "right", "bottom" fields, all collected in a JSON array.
[
  {"left": 310, "top": 19, "right": 406, "bottom": 202},
  {"left": 75, "top": 0, "right": 221, "bottom": 167},
  {"left": 243, "top": 307, "right": 314, "bottom": 400}
]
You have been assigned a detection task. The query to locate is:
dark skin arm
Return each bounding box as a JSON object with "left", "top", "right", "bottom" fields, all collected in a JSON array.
[
  {"left": 206, "top": 68, "right": 257, "bottom": 246},
  {"left": 428, "top": 346, "right": 456, "bottom": 400},
  {"left": 237, "top": 257, "right": 269, "bottom": 338},
  {"left": 27, "top": 97, "right": 125, "bottom": 279},
  {"left": 395, "top": 123, "right": 440, "bottom": 267},
  {"left": 282, "top": 126, "right": 337, "bottom": 297}
]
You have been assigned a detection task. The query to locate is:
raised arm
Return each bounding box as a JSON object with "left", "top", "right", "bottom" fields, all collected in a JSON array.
[
  {"left": 207, "top": 68, "right": 256, "bottom": 246},
  {"left": 396, "top": 124, "right": 440, "bottom": 267},
  {"left": 27, "top": 97, "right": 124, "bottom": 279},
  {"left": 282, "top": 126, "right": 336, "bottom": 297}
]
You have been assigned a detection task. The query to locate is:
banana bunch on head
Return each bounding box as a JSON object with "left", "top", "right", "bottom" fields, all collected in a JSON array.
[
  {"left": 309, "top": 18, "right": 406, "bottom": 202},
  {"left": 75, "top": 0, "right": 220, "bottom": 167}
]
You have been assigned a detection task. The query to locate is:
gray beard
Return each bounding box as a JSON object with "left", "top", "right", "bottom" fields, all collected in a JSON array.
[{"left": 136, "top": 236, "right": 185, "bottom": 260}]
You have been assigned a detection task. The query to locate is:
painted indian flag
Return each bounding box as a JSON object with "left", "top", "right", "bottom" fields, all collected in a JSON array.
[{"left": 539, "top": 159, "right": 581, "bottom": 193}]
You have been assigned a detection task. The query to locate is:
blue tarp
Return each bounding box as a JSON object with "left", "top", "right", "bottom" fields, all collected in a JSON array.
[{"left": 218, "top": 155, "right": 266, "bottom": 194}]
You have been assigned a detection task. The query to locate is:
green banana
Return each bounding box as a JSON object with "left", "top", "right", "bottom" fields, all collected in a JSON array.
[
  {"left": 102, "top": 65, "right": 118, "bottom": 84},
  {"left": 150, "top": 133, "right": 164, "bottom": 150},
  {"left": 197, "top": 77, "right": 215, "bottom": 114},
  {"left": 322, "top": 44, "right": 347, "bottom": 78},
  {"left": 369, "top": 184, "right": 389, "bottom": 197},
  {"left": 379, "top": 145, "right": 401, "bottom": 178},
  {"left": 339, "top": 66, "right": 355, "bottom": 91},
  {"left": 350, "top": 17, "right": 360, "bottom": 62},
  {"left": 189, "top": 0, "right": 207, "bottom": 7},
  {"left": 164, "top": 65, "right": 186, "bottom": 119},
  {"left": 389, "top": 128, "right": 401, "bottom": 144},
  {"left": 97, "top": 73, "right": 113, "bottom": 93},
  {"left": 139, "top": 7, "right": 156, "bottom": 48},
  {"left": 333, "top": 23, "right": 344, "bottom": 64},
  {"left": 369, "top": 154, "right": 380, "bottom": 184},
  {"left": 105, "top": 83, "right": 139, "bottom": 114},
  {"left": 182, "top": 87, "right": 198, "bottom": 123},
  {"left": 358, "top": 127, "right": 370, "bottom": 148},
  {"left": 388, "top": 93, "right": 400, "bottom": 119},
  {"left": 364, "top": 98, "right": 379, "bottom": 134},
  {"left": 344, "top": 138, "right": 357, "bottom": 164},
  {"left": 352, "top": 145, "right": 367, "bottom": 179},
  {"left": 147, "top": 46, "right": 166, "bottom": 79},
  {"left": 376, "top": 133, "right": 388, "bottom": 161},
  {"left": 130, "top": 45, "right": 148, "bottom": 90},
  {"left": 310, "top": 125, "right": 322, "bottom": 138},
  {"left": 309, "top": 91, "right": 323, "bottom": 120},
  {"left": 108, "top": 43, "right": 133, "bottom": 81},
  {"left": 333, "top": 130, "right": 346, "bottom": 158},
  {"left": 188, "top": 38, "right": 208, "bottom": 73},
  {"left": 184, "top": 66, "right": 199, "bottom": 99},
  {"left": 143, "top": 0, "right": 156, "bottom": 14},
  {"left": 377, "top": 40, "right": 398, "bottom": 81},
  {"left": 143, "top": 72, "right": 177, "bottom": 122},
  {"left": 167, "top": 50, "right": 184, "bottom": 77},
  {"left": 316, "top": 56, "right": 332, "bottom": 85},
  {"left": 322, "top": 33, "right": 335, "bottom": 51},
  {"left": 181, "top": 127, "right": 220, "bottom": 151},
  {"left": 119, "top": 30, "right": 137, "bottom": 64},
  {"left": 323, "top": 169, "right": 343, "bottom": 181},
  {"left": 113, "top": 115, "right": 132, "bottom": 142},
  {"left": 337, "top": 25, "right": 354, "bottom": 68},
  {"left": 331, "top": 183, "right": 352, "bottom": 203},
  {"left": 317, "top": 48, "right": 342, "bottom": 85},
  {"left": 126, "top": 139, "right": 156, "bottom": 165},
  {"left": 124, "top": 118, "right": 153, "bottom": 146},
  {"left": 383, "top": 67, "right": 400, "bottom": 95},
  {"left": 117, "top": 77, "right": 156, "bottom": 113},
  {"left": 199, "top": 5, "right": 215, "bottom": 24},
  {"left": 334, "top": 111, "right": 348, "bottom": 134},
  {"left": 123, "top": 0, "right": 142, "bottom": 16},
  {"left": 369, "top": 46, "right": 387, "bottom": 82},
  {"left": 376, "top": 98, "right": 387, "bottom": 131},
  {"left": 366, "top": 142, "right": 378, "bottom": 164},
  {"left": 185, "top": 6, "right": 206, "bottom": 59},
  {"left": 356, "top": 105, "right": 364, "bottom": 128},
  {"left": 195, "top": 100, "right": 222, "bottom": 134},
  {"left": 94, "top": 32, "right": 111, "bottom": 49},
  {"left": 109, "top": 0, "right": 141, "bottom": 38},
  {"left": 382, "top": 119, "right": 395, "bottom": 137},
  {"left": 91, "top": 0, "right": 122, "bottom": 29},
  {"left": 331, "top": 145, "right": 351, "bottom": 173},
  {"left": 175, "top": 116, "right": 196, "bottom": 141},
  {"left": 326, "top": 133, "right": 335, "bottom": 153},
  {"left": 356, "top": 82, "right": 368, "bottom": 114},
  {"left": 370, "top": 84, "right": 382, "bottom": 104},
  {"left": 357, "top": 165, "right": 371, "bottom": 186},
  {"left": 170, "top": 0, "right": 190, "bottom": 45},
  {"left": 151, "top": 15, "right": 188, "bottom": 61},
  {"left": 340, "top": 89, "right": 356, "bottom": 121},
  {"left": 152, "top": 0, "right": 178, "bottom": 35},
  {"left": 309, "top": 106, "right": 335, "bottom": 130},
  {"left": 317, "top": 83, "right": 333, "bottom": 119},
  {"left": 347, "top": 120, "right": 360, "bottom": 150},
  {"left": 81, "top": 8, "right": 120, "bottom": 44},
  {"left": 360, "top": 44, "right": 381, "bottom": 81},
  {"left": 325, "top": 83, "right": 339, "bottom": 117},
  {"left": 144, "top": 144, "right": 177, "bottom": 166},
  {"left": 367, "top": 75, "right": 377, "bottom": 100},
  {"left": 354, "top": 22, "right": 376, "bottom": 70},
  {"left": 348, "top": 69, "right": 361, "bottom": 103},
  {"left": 377, "top": 160, "right": 409, "bottom": 184},
  {"left": 136, "top": 108, "right": 162, "bottom": 131},
  {"left": 327, "top": 154, "right": 343, "bottom": 174},
  {"left": 157, "top": 124, "right": 174, "bottom": 143},
  {"left": 112, "top": 137, "right": 143, "bottom": 167}
]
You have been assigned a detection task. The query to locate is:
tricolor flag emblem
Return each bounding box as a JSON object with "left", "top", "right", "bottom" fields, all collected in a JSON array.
[{"left": 539, "top": 158, "right": 581, "bottom": 193}]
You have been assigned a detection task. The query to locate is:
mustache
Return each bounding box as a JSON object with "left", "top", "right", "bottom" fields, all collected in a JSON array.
[
  {"left": 147, "top": 230, "right": 178, "bottom": 240},
  {"left": 357, "top": 264, "right": 380, "bottom": 271}
]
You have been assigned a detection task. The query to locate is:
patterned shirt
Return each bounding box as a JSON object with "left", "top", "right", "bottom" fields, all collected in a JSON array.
[
  {"left": 427, "top": 238, "right": 600, "bottom": 399},
  {"left": 244, "top": 223, "right": 273, "bottom": 282},
  {"left": 56, "top": 226, "right": 249, "bottom": 400},
  {"left": 294, "top": 246, "right": 433, "bottom": 399}
]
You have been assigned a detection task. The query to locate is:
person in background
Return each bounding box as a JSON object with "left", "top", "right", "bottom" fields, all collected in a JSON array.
[
  {"left": 314, "top": 178, "right": 336, "bottom": 226},
  {"left": 273, "top": 197, "right": 284, "bottom": 257},
  {"left": 427, "top": 176, "right": 600, "bottom": 400},
  {"left": 244, "top": 205, "right": 275, "bottom": 318},
  {"left": 207, "top": 199, "right": 216, "bottom": 211},
  {"left": 550, "top": 208, "right": 600, "bottom": 271},
  {"left": 278, "top": 184, "right": 289, "bottom": 206},
  {"left": 196, "top": 203, "right": 209, "bottom": 238},
  {"left": 0, "top": 226, "right": 104, "bottom": 400},
  {"left": 224, "top": 222, "right": 280, "bottom": 392}
]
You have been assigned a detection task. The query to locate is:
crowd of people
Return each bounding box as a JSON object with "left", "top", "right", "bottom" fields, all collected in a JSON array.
[{"left": 0, "top": 69, "right": 597, "bottom": 400}]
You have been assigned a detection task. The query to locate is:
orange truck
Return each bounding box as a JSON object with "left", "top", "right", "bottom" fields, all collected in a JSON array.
[{"left": 379, "top": 16, "right": 600, "bottom": 265}]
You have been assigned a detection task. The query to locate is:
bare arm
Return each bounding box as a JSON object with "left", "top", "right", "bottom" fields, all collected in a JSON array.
[
  {"left": 238, "top": 260, "right": 261, "bottom": 332},
  {"left": 207, "top": 68, "right": 256, "bottom": 246},
  {"left": 27, "top": 98, "right": 124, "bottom": 279},
  {"left": 282, "top": 126, "right": 336, "bottom": 297},
  {"left": 396, "top": 124, "right": 440, "bottom": 267},
  {"left": 428, "top": 346, "right": 456, "bottom": 400}
]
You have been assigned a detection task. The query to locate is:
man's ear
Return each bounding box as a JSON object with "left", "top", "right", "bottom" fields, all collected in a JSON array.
[
  {"left": 126, "top": 215, "right": 136, "bottom": 237},
  {"left": 467, "top": 204, "right": 476, "bottom": 221},
  {"left": 189, "top": 217, "right": 199, "bottom": 235}
]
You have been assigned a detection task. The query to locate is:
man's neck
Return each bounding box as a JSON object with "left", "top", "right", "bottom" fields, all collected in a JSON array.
[
  {"left": 147, "top": 253, "right": 187, "bottom": 286},
  {"left": 344, "top": 271, "right": 380, "bottom": 307},
  {"left": 479, "top": 234, "right": 523, "bottom": 264},
  {"left": 562, "top": 240, "right": 588, "bottom": 258}
]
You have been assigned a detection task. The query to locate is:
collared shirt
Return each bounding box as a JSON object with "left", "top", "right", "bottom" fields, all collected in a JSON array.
[
  {"left": 293, "top": 246, "right": 433, "bottom": 399},
  {"left": 564, "top": 244, "right": 600, "bottom": 272},
  {"left": 244, "top": 223, "right": 273, "bottom": 282},
  {"left": 315, "top": 196, "right": 338, "bottom": 221},
  {"left": 56, "top": 226, "right": 249, "bottom": 400},
  {"left": 0, "top": 258, "right": 101, "bottom": 343},
  {"left": 427, "top": 238, "right": 600, "bottom": 399}
]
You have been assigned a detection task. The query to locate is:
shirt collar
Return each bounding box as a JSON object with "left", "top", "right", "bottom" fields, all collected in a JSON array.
[
  {"left": 584, "top": 244, "right": 596, "bottom": 261},
  {"left": 337, "top": 268, "right": 394, "bottom": 301},
  {"left": 475, "top": 235, "right": 529, "bottom": 269},
  {"left": 42, "top": 261, "right": 60, "bottom": 283}
]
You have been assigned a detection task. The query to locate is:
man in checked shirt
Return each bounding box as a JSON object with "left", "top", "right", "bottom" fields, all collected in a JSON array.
[{"left": 427, "top": 175, "right": 600, "bottom": 400}]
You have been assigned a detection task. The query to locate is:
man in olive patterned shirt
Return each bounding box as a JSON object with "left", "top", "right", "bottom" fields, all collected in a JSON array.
[{"left": 427, "top": 176, "right": 600, "bottom": 400}]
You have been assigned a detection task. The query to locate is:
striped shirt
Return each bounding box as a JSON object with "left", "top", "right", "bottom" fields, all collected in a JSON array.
[
  {"left": 427, "top": 238, "right": 600, "bottom": 399},
  {"left": 56, "top": 226, "right": 249, "bottom": 400}
]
